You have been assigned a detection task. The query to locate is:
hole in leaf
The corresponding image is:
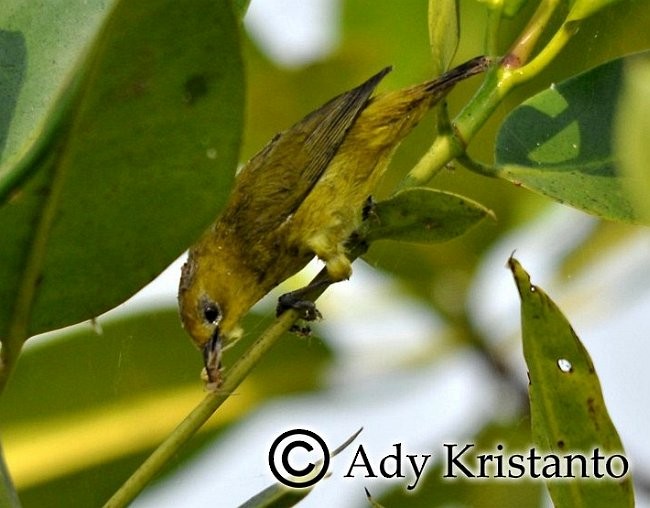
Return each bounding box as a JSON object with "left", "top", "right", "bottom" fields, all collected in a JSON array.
[{"left": 557, "top": 358, "right": 573, "bottom": 373}]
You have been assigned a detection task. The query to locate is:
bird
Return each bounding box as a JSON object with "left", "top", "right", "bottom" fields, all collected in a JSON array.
[{"left": 178, "top": 56, "right": 489, "bottom": 386}]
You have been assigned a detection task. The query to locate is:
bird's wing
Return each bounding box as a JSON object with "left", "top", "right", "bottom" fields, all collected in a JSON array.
[{"left": 221, "top": 67, "right": 392, "bottom": 238}]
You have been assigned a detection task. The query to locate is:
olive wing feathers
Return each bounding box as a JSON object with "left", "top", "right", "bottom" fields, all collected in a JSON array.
[{"left": 220, "top": 67, "right": 392, "bottom": 238}]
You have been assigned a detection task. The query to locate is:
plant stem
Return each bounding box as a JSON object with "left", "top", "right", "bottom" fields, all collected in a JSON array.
[
  {"left": 400, "top": 0, "right": 585, "bottom": 188},
  {"left": 457, "top": 152, "right": 499, "bottom": 177},
  {"left": 508, "top": 19, "right": 579, "bottom": 86},
  {"left": 399, "top": 63, "right": 503, "bottom": 188},
  {"left": 505, "top": 0, "right": 562, "bottom": 68},
  {"left": 103, "top": 264, "right": 341, "bottom": 508},
  {"left": 484, "top": 2, "right": 503, "bottom": 56},
  {"left": 103, "top": 308, "right": 300, "bottom": 508}
]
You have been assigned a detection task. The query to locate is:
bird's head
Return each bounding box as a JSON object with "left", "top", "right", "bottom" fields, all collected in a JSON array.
[{"left": 178, "top": 251, "right": 245, "bottom": 385}]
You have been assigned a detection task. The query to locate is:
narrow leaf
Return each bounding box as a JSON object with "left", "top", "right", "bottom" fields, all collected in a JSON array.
[
  {"left": 239, "top": 429, "right": 363, "bottom": 508},
  {"left": 365, "top": 488, "right": 385, "bottom": 508},
  {"left": 428, "top": 0, "right": 459, "bottom": 75},
  {"left": 509, "top": 258, "right": 634, "bottom": 508},
  {"left": 495, "top": 51, "right": 650, "bottom": 224},
  {"left": 362, "top": 188, "right": 493, "bottom": 244}
]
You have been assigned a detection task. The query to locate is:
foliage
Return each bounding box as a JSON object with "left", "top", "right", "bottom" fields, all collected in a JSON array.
[{"left": 0, "top": 0, "right": 648, "bottom": 506}]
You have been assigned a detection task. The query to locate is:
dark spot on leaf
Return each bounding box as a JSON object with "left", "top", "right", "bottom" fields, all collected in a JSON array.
[
  {"left": 557, "top": 440, "right": 565, "bottom": 449},
  {"left": 184, "top": 74, "right": 209, "bottom": 105},
  {"left": 587, "top": 397, "right": 595, "bottom": 412},
  {"left": 587, "top": 397, "right": 600, "bottom": 430}
]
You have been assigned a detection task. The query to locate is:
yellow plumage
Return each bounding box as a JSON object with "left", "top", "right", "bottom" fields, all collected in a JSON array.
[{"left": 178, "top": 56, "right": 489, "bottom": 384}]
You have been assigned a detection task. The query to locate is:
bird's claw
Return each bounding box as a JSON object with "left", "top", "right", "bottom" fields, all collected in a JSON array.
[
  {"left": 277, "top": 287, "right": 325, "bottom": 337},
  {"left": 277, "top": 292, "right": 322, "bottom": 321}
]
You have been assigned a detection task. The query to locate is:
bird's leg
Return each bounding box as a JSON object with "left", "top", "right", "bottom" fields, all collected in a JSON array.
[
  {"left": 278, "top": 208, "right": 374, "bottom": 335},
  {"left": 276, "top": 279, "right": 333, "bottom": 335},
  {"left": 276, "top": 278, "right": 331, "bottom": 318}
]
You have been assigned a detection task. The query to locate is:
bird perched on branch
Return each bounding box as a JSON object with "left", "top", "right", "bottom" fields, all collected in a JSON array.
[{"left": 178, "top": 56, "right": 490, "bottom": 386}]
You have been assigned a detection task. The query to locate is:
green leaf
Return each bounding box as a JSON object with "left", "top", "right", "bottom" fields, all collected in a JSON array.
[
  {"left": 0, "top": 0, "right": 114, "bottom": 173},
  {"left": 0, "top": 0, "right": 244, "bottom": 339},
  {"left": 508, "top": 258, "right": 634, "bottom": 508},
  {"left": 233, "top": 0, "right": 252, "bottom": 18},
  {"left": 362, "top": 188, "right": 493, "bottom": 244},
  {"left": 615, "top": 53, "right": 650, "bottom": 221},
  {"left": 428, "top": 0, "right": 459, "bottom": 75},
  {"left": 495, "top": 52, "right": 649, "bottom": 224}
]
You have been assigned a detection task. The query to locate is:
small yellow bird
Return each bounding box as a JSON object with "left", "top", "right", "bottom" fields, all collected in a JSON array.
[{"left": 178, "top": 56, "right": 489, "bottom": 385}]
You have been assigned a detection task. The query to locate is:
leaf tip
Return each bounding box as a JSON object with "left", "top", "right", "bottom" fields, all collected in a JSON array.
[{"left": 507, "top": 255, "right": 534, "bottom": 297}]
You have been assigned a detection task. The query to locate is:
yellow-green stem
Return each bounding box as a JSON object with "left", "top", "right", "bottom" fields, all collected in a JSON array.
[
  {"left": 506, "top": 0, "right": 562, "bottom": 67},
  {"left": 508, "top": 19, "right": 578, "bottom": 86},
  {"left": 103, "top": 308, "right": 301, "bottom": 508},
  {"left": 103, "top": 263, "right": 342, "bottom": 508},
  {"left": 485, "top": 2, "right": 503, "bottom": 56},
  {"left": 400, "top": 4, "right": 582, "bottom": 187}
]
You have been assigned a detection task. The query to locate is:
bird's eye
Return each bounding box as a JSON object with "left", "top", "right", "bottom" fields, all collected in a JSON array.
[{"left": 202, "top": 303, "right": 221, "bottom": 324}]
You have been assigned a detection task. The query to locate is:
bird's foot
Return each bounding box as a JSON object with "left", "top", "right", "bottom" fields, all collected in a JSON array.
[{"left": 277, "top": 280, "right": 330, "bottom": 335}]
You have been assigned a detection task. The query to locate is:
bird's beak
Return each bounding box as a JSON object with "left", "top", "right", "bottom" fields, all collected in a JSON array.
[{"left": 202, "top": 327, "right": 222, "bottom": 388}]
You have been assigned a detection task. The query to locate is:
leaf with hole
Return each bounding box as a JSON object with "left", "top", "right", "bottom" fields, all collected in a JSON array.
[{"left": 509, "top": 258, "right": 634, "bottom": 507}]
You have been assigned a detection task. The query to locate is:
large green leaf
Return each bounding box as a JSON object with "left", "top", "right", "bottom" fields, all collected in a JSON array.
[
  {"left": 495, "top": 51, "right": 650, "bottom": 224},
  {"left": 0, "top": 0, "right": 244, "bottom": 339},
  {"left": 0, "top": 0, "right": 115, "bottom": 172},
  {"left": 509, "top": 258, "right": 634, "bottom": 508}
]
